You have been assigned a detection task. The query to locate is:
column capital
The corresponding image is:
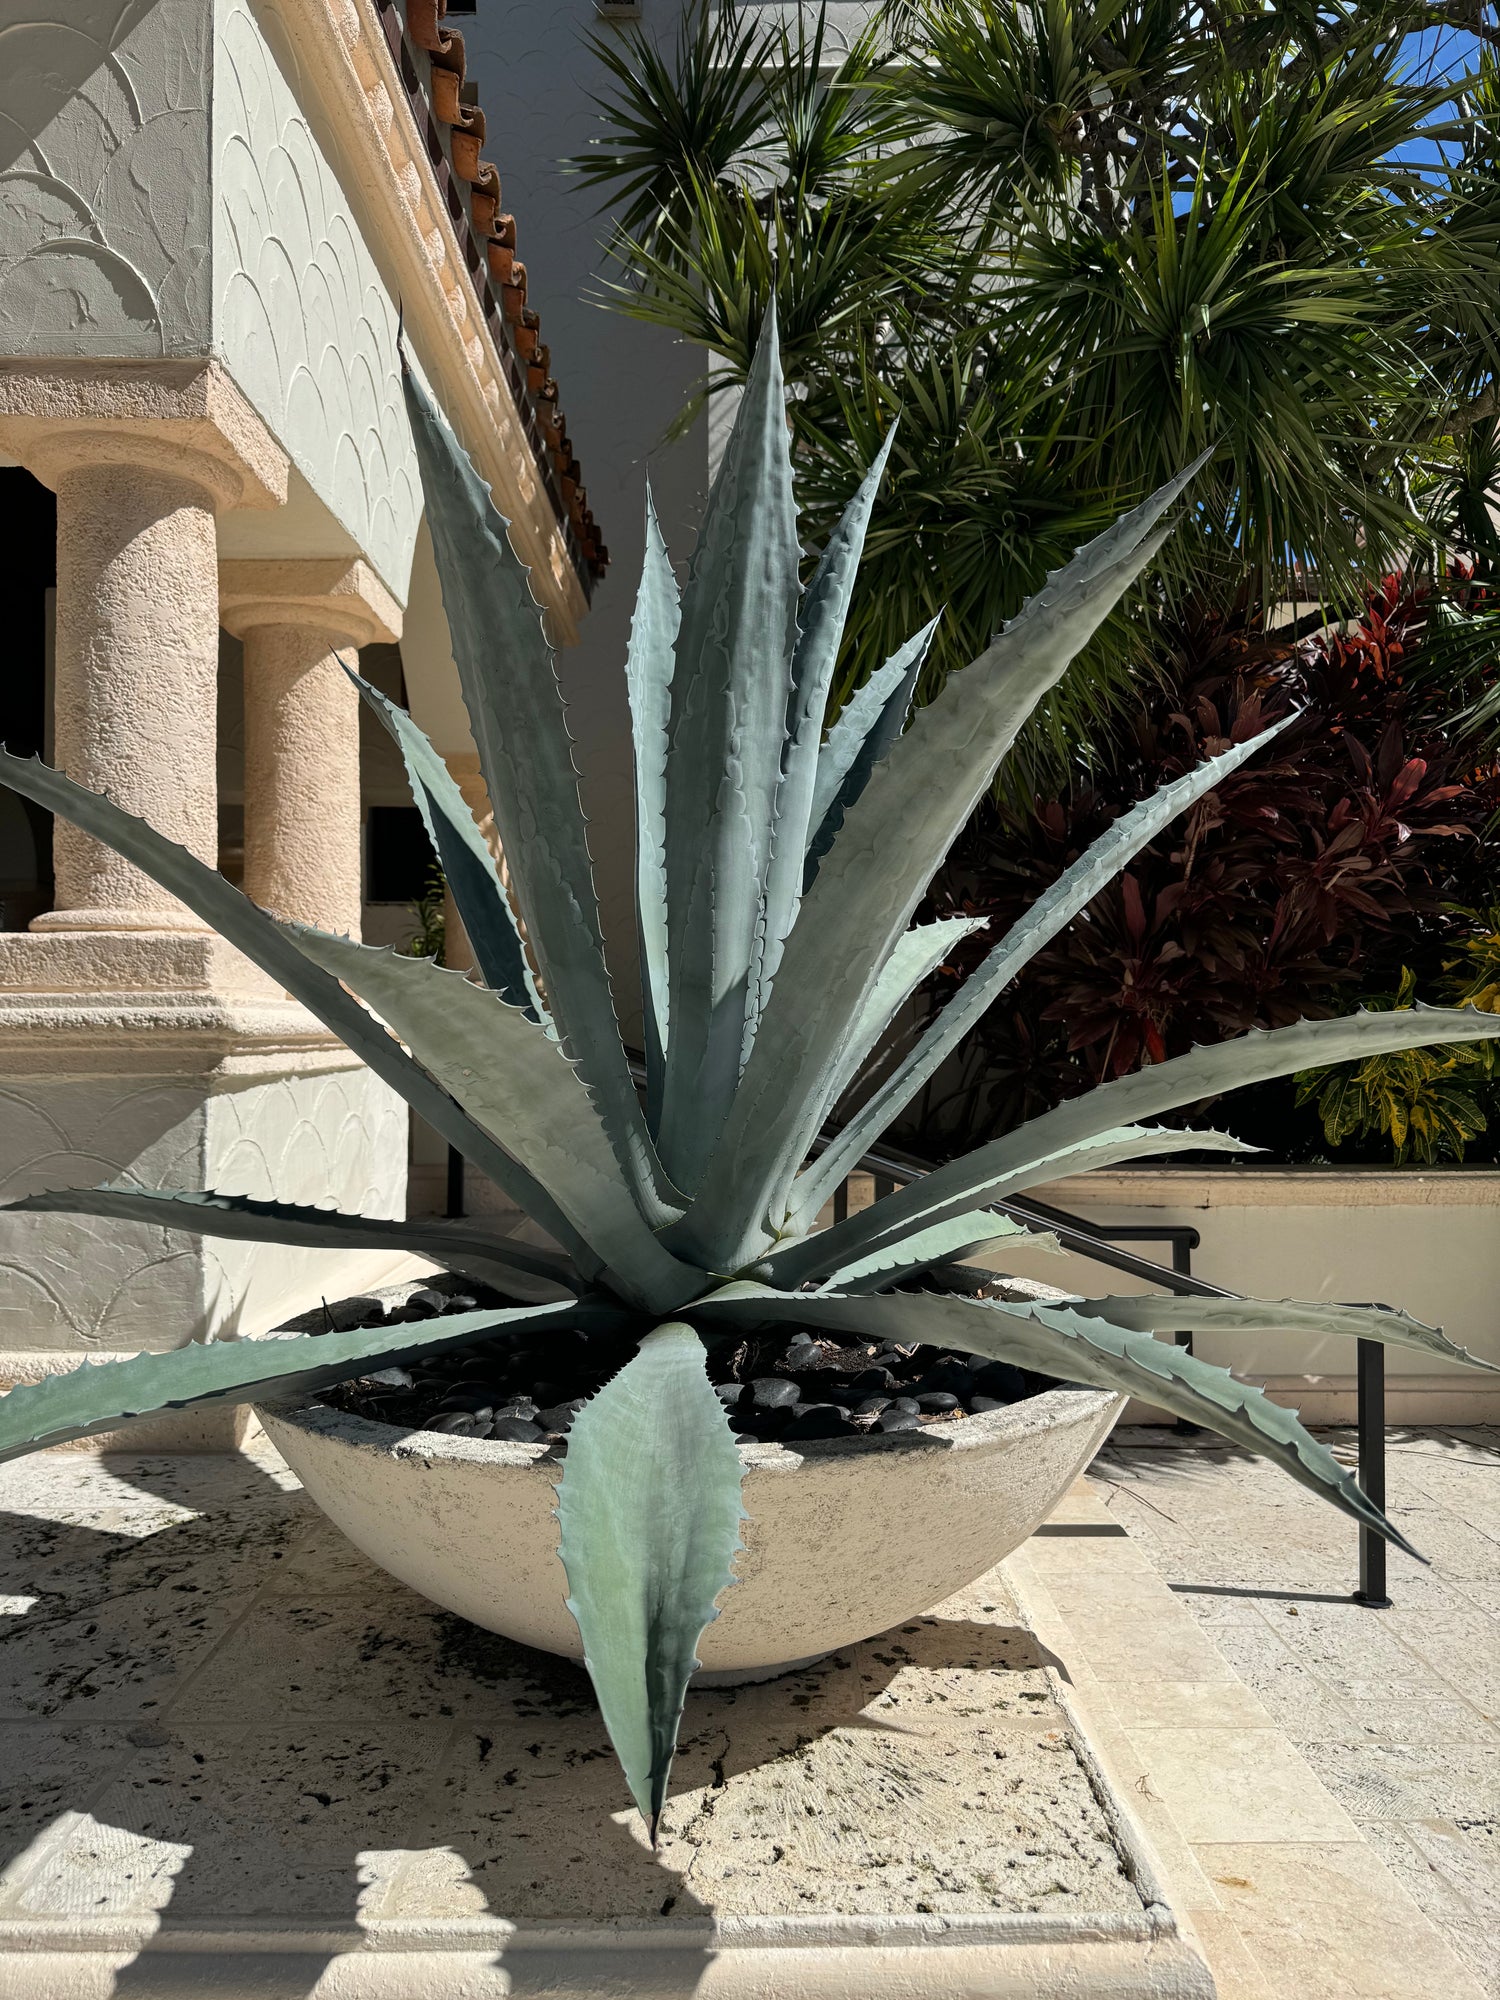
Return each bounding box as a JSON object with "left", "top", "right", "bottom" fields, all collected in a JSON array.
[
  {"left": 0, "top": 359, "right": 288, "bottom": 513},
  {"left": 219, "top": 558, "right": 403, "bottom": 649}
]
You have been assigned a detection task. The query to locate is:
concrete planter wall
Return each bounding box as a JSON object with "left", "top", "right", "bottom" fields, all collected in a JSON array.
[
  {"left": 986, "top": 1166, "right": 1500, "bottom": 1424},
  {"left": 259, "top": 1361, "right": 1123, "bottom": 1679}
]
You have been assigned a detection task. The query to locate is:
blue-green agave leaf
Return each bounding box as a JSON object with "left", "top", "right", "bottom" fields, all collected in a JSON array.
[
  {"left": 0, "top": 1300, "right": 602, "bottom": 1465},
  {"left": 813, "top": 1210, "right": 1052, "bottom": 1293},
  {"left": 346, "top": 666, "right": 541, "bottom": 1017},
  {"left": 555, "top": 1322, "right": 746, "bottom": 1838},
  {"left": 626, "top": 484, "right": 680, "bottom": 1129},
  {"left": 657, "top": 311, "right": 802, "bottom": 1194},
  {"left": 791, "top": 1004, "right": 1500, "bottom": 1282},
  {"left": 756, "top": 428, "right": 899, "bottom": 1021},
  {"left": 402, "top": 360, "right": 678, "bottom": 1227},
  {"left": 683, "top": 457, "right": 1210, "bottom": 1270},
  {"left": 808, "top": 618, "right": 936, "bottom": 841},
  {"left": 820, "top": 915, "right": 986, "bottom": 1120},
  {"left": 793, "top": 715, "right": 1295, "bottom": 1226},
  {"left": 0, "top": 1185, "right": 577, "bottom": 1301},
  {"left": 804, "top": 613, "right": 938, "bottom": 886},
  {"left": 286, "top": 930, "right": 700, "bottom": 1315},
  {"left": 1063, "top": 1293, "right": 1499, "bottom": 1375},
  {"left": 697, "top": 1285, "right": 1421, "bottom": 1559},
  {"left": 771, "top": 1125, "right": 1253, "bottom": 1288},
  {"left": 0, "top": 747, "right": 589, "bottom": 1268},
  {"left": 790, "top": 430, "right": 899, "bottom": 758}
]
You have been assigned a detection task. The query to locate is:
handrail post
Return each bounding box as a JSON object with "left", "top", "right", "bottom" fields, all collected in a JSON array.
[
  {"left": 1354, "top": 1338, "right": 1391, "bottom": 1607},
  {"left": 1171, "top": 1232, "right": 1197, "bottom": 1433}
]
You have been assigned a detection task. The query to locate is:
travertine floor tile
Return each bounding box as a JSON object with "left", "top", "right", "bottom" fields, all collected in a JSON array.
[
  {"left": 1310, "top": 1737, "right": 1500, "bottom": 1823},
  {"left": 58, "top": 1723, "right": 456, "bottom": 1919},
  {"left": 1046, "top": 1684, "right": 1225, "bottom": 1913},
  {"left": 0, "top": 1445, "right": 1153, "bottom": 1957},
  {"left": 1361, "top": 1821, "right": 1500, "bottom": 2000},
  {"left": 1039, "top": 1591, "right": 1240, "bottom": 1683},
  {"left": 1402, "top": 1814, "right": 1500, "bottom": 1929},
  {"left": 1180, "top": 1908, "right": 1276, "bottom": 2000},
  {"left": 1124, "top": 1727, "right": 1361, "bottom": 1844},
  {"left": 1197, "top": 1839, "right": 1488, "bottom": 1999},
  {"left": 0, "top": 1725, "right": 140, "bottom": 1842},
  {"left": 1096, "top": 1678, "right": 1274, "bottom": 1731},
  {"left": 1094, "top": 1426, "right": 1500, "bottom": 1995},
  {"left": 0, "top": 1583, "right": 251, "bottom": 1721}
]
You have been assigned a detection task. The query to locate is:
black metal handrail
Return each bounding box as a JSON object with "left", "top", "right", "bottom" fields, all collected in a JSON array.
[{"left": 837, "top": 1134, "right": 1390, "bottom": 1607}]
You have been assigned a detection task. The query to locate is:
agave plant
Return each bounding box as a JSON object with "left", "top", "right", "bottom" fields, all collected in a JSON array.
[{"left": 2, "top": 320, "right": 1498, "bottom": 1840}]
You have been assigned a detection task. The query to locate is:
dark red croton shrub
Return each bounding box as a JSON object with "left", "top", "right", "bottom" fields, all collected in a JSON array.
[{"left": 905, "top": 583, "right": 1500, "bottom": 1158}]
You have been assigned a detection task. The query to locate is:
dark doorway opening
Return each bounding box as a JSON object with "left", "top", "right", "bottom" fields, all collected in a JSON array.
[{"left": 0, "top": 469, "right": 55, "bottom": 929}]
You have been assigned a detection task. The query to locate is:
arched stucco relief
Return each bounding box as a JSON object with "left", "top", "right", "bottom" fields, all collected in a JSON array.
[
  {"left": 212, "top": 0, "right": 419, "bottom": 593},
  {"left": 200, "top": 1062, "right": 410, "bottom": 1338},
  {"left": 0, "top": 1062, "right": 409, "bottom": 1354},
  {"left": 0, "top": 0, "right": 212, "bottom": 356}
]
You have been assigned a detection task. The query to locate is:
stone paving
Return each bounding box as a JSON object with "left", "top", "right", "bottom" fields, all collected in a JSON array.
[
  {"left": 0, "top": 1440, "right": 1211, "bottom": 1997},
  {"left": 0, "top": 1426, "right": 1492, "bottom": 1996},
  {"left": 1089, "top": 1424, "right": 1500, "bottom": 1997}
]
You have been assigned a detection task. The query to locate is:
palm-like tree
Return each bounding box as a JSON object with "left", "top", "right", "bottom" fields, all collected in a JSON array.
[{"left": 577, "top": 1, "right": 1500, "bottom": 778}]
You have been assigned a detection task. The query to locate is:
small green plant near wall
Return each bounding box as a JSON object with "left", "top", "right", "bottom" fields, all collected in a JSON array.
[
  {"left": 1298, "top": 923, "right": 1500, "bottom": 1164},
  {"left": 2, "top": 322, "right": 1498, "bottom": 1834},
  {"left": 402, "top": 863, "right": 448, "bottom": 962}
]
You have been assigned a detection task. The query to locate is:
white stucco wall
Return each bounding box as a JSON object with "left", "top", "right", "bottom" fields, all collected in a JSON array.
[
  {"left": 0, "top": 1059, "right": 412, "bottom": 1357},
  {"left": 982, "top": 1167, "right": 1500, "bottom": 1422},
  {"left": 211, "top": 0, "right": 419, "bottom": 593},
  {"left": 0, "top": 0, "right": 213, "bottom": 356},
  {"left": 0, "top": 1, "right": 422, "bottom": 593}
]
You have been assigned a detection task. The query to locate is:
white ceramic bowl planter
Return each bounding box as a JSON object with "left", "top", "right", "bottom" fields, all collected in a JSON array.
[{"left": 258, "top": 1285, "right": 1123, "bottom": 1683}]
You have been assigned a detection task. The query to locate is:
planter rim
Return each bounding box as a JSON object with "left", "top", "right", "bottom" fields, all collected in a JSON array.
[{"left": 258, "top": 1379, "right": 1118, "bottom": 1475}]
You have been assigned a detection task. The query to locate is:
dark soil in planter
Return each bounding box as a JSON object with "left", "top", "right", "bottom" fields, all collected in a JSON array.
[{"left": 315, "top": 1280, "right": 1051, "bottom": 1448}]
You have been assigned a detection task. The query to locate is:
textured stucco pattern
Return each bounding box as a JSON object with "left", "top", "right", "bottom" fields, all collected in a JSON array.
[
  {"left": 0, "top": 1062, "right": 409, "bottom": 1355},
  {"left": 212, "top": 0, "right": 419, "bottom": 591},
  {"left": 0, "top": 0, "right": 213, "bottom": 356}
]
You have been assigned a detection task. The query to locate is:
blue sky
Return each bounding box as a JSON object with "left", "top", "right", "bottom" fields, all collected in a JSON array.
[
  {"left": 1394, "top": 23, "right": 1482, "bottom": 173},
  {"left": 1400, "top": 23, "right": 1481, "bottom": 87}
]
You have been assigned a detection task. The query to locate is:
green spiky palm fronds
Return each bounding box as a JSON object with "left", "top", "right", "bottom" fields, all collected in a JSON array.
[
  {"left": 578, "top": 1, "right": 1500, "bottom": 779},
  {"left": 3, "top": 321, "right": 1498, "bottom": 1838}
]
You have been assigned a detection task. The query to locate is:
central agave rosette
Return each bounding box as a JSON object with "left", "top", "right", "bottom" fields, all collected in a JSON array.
[{"left": 2, "top": 316, "right": 1497, "bottom": 1836}]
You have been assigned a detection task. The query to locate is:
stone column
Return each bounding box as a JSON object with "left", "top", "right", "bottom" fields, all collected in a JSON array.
[
  {"left": 219, "top": 561, "right": 402, "bottom": 939},
  {"left": 26, "top": 437, "right": 246, "bottom": 933},
  {"left": 0, "top": 362, "right": 289, "bottom": 943}
]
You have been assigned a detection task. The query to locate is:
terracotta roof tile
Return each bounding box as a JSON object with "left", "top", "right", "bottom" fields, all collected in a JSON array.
[{"left": 379, "top": 0, "right": 605, "bottom": 583}]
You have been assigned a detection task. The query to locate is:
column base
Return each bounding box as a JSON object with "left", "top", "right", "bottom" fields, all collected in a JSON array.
[{"left": 0, "top": 928, "right": 281, "bottom": 1002}]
